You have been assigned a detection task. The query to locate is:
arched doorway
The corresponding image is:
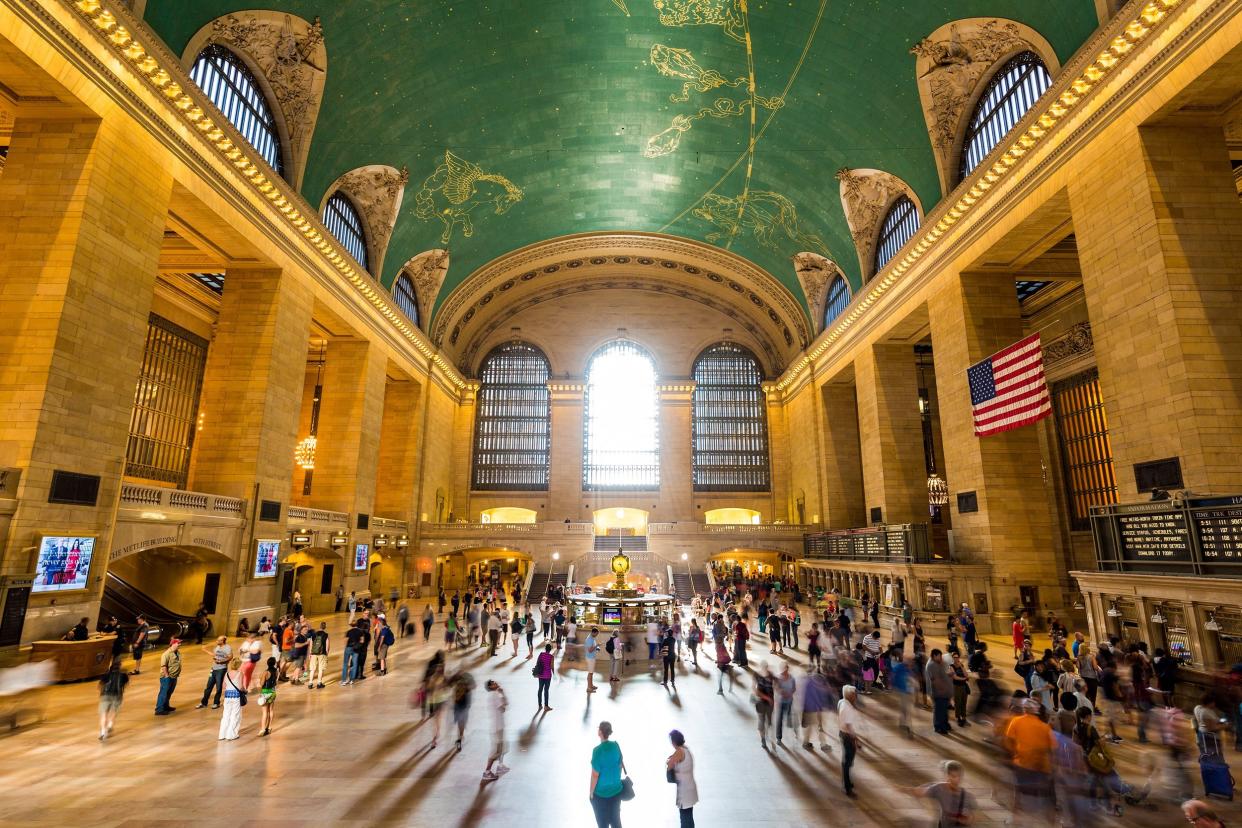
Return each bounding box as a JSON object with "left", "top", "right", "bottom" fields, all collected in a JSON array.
[
  {"left": 282, "top": 546, "right": 344, "bottom": 616},
  {"left": 709, "top": 549, "right": 796, "bottom": 583},
  {"left": 436, "top": 547, "right": 531, "bottom": 596},
  {"left": 103, "top": 544, "right": 234, "bottom": 640}
]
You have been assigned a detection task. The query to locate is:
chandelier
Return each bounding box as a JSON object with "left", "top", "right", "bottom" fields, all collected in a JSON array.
[
  {"left": 294, "top": 435, "right": 317, "bottom": 470},
  {"left": 296, "top": 342, "right": 326, "bottom": 488},
  {"left": 927, "top": 473, "right": 949, "bottom": 507}
]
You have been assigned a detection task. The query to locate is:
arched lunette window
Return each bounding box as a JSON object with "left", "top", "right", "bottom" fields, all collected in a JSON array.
[
  {"left": 392, "top": 272, "right": 419, "bottom": 326},
  {"left": 874, "top": 195, "right": 920, "bottom": 275},
  {"left": 583, "top": 341, "right": 659, "bottom": 490},
  {"left": 322, "top": 192, "right": 369, "bottom": 271},
  {"left": 692, "top": 343, "right": 769, "bottom": 492},
  {"left": 472, "top": 343, "right": 551, "bottom": 491},
  {"left": 959, "top": 51, "right": 1053, "bottom": 182},
  {"left": 189, "top": 44, "right": 284, "bottom": 175},
  {"left": 823, "top": 274, "right": 851, "bottom": 328}
]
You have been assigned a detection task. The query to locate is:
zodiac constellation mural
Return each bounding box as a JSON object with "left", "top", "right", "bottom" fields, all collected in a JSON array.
[
  {"left": 414, "top": 151, "right": 524, "bottom": 245},
  {"left": 693, "top": 191, "right": 828, "bottom": 256},
  {"left": 644, "top": 45, "right": 783, "bottom": 158},
  {"left": 639, "top": 0, "right": 830, "bottom": 264}
]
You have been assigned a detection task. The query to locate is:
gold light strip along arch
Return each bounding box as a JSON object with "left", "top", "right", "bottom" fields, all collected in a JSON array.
[{"left": 63, "top": 0, "right": 467, "bottom": 389}]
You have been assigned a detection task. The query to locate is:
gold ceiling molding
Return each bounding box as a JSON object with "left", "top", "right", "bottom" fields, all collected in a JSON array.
[
  {"left": 835, "top": 167, "right": 921, "bottom": 282},
  {"left": 775, "top": 0, "right": 1189, "bottom": 393},
  {"left": 59, "top": 0, "right": 468, "bottom": 390},
  {"left": 910, "top": 18, "right": 1061, "bottom": 196},
  {"left": 181, "top": 10, "right": 327, "bottom": 191},
  {"left": 321, "top": 164, "right": 409, "bottom": 278},
  {"left": 456, "top": 275, "right": 787, "bottom": 376},
  {"left": 434, "top": 232, "right": 811, "bottom": 370}
]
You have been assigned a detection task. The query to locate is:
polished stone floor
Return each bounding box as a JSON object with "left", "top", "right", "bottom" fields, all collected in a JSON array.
[{"left": 2, "top": 609, "right": 1241, "bottom": 827}]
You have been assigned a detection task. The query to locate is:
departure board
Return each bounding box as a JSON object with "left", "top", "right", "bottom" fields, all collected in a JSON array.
[{"left": 1192, "top": 497, "right": 1242, "bottom": 561}]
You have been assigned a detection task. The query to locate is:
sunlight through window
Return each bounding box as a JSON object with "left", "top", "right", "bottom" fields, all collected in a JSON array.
[{"left": 583, "top": 341, "right": 659, "bottom": 489}]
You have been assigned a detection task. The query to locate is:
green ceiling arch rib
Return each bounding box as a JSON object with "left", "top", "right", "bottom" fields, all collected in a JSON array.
[{"left": 142, "top": 1, "right": 1099, "bottom": 311}]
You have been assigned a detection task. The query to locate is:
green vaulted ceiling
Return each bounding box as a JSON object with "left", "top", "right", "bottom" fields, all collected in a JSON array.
[{"left": 143, "top": 0, "right": 1098, "bottom": 314}]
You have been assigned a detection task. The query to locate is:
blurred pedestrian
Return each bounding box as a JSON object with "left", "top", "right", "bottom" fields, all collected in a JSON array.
[
  {"left": 98, "top": 659, "right": 128, "bottom": 740},
  {"left": 482, "top": 680, "right": 510, "bottom": 780}
]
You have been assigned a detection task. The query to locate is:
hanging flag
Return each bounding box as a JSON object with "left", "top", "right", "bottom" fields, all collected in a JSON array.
[{"left": 967, "top": 333, "right": 1051, "bottom": 437}]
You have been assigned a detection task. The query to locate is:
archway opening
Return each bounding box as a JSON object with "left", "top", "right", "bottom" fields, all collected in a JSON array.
[
  {"left": 103, "top": 544, "right": 233, "bottom": 640},
  {"left": 481, "top": 507, "right": 538, "bottom": 524},
  {"left": 704, "top": 508, "right": 761, "bottom": 525},
  {"left": 592, "top": 507, "right": 649, "bottom": 535}
]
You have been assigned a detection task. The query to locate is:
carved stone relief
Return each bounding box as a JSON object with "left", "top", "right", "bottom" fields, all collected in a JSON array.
[
  {"left": 401, "top": 249, "right": 451, "bottom": 327},
  {"left": 187, "top": 12, "right": 327, "bottom": 188},
  {"left": 792, "top": 252, "right": 840, "bottom": 332},
  {"left": 835, "top": 167, "right": 917, "bottom": 280},
  {"left": 1042, "top": 321, "right": 1093, "bottom": 375},
  {"left": 326, "top": 165, "right": 408, "bottom": 277},
  {"left": 910, "top": 18, "right": 1057, "bottom": 194}
]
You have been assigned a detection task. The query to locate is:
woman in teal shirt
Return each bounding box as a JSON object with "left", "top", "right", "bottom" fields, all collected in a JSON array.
[{"left": 590, "top": 720, "right": 626, "bottom": 828}]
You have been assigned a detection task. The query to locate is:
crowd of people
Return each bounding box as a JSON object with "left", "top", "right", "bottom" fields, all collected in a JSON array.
[{"left": 82, "top": 574, "right": 1242, "bottom": 827}]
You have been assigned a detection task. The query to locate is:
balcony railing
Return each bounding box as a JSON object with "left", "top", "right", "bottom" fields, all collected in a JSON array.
[
  {"left": 286, "top": 506, "right": 350, "bottom": 527},
  {"left": 119, "top": 482, "right": 245, "bottom": 518},
  {"left": 372, "top": 516, "right": 410, "bottom": 533},
  {"left": 648, "top": 522, "right": 816, "bottom": 536},
  {"left": 420, "top": 521, "right": 594, "bottom": 535}
]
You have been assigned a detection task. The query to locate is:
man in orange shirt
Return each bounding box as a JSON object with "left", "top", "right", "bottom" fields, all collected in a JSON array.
[{"left": 1003, "top": 699, "right": 1056, "bottom": 824}]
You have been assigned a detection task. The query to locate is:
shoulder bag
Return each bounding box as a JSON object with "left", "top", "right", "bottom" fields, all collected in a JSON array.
[{"left": 225, "top": 672, "right": 248, "bottom": 707}]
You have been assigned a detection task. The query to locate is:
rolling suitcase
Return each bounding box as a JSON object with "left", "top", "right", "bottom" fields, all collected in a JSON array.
[{"left": 1200, "top": 752, "right": 1234, "bottom": 800}]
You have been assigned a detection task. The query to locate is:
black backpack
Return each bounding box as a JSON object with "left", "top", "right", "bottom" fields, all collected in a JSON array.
[{"left": 606, "top": 637, "right": 615, "bottom": 654}]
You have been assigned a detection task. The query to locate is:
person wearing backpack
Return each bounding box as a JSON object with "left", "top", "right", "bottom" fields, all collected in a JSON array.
[
  {"left": 376, "top": 618, "right": 396, "bottom": 675},
  {"left": 607, "top": 632, "right": 621, "bottom": 683},
  {"left": 98, "top": 660, "right": 128, "bottom": 740},
  {"left": 686, "top": 619, "right": 702, "bottom": 668}
]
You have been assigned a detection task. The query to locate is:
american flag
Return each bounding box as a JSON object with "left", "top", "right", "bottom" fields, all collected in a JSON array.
[{"left": 967, "top": 333, "right": 1051, "bottom": 437}]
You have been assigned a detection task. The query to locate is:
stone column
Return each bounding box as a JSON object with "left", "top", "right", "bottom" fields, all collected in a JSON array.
[
  {"left": 928, "top": 272, "right": 1058, "bottom": 618},
  {"left": 373, "top": 376, "right": 424, "bottom": 524},
  {"left": 312, "top": 340, "right": 388, "bottom": 517},
  {"left": 854, "top": 344, "right": 927, "bottom": 526},
  {"left": 548, "top": 383, "right": 584, "bottom": 520},
  {"left": 1069, "top": 125, "right": 1242, "bottom": 495},
  {"left": 452, "top": 386, "right": 477, "bottom": 518},
  {"left": 192, "top": 269, "right": 313, "bottom": 504},
  {"left": 0, "top": 116, "right": 172, "bottom": 641},
  {"left": 820, "top": 381, "right": 866, "bottom": 528},
  {"left": 659, "top": 383, "right": 694, "bottom": 521},
  {"left": 765, "top": 388, "right": 791, "bottom": 522}
]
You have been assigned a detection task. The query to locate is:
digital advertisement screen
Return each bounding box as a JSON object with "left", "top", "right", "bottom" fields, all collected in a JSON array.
[
  {"left": 33, "top": 536, "right": 95, "bottom": 593},
  {"left": 354, "top": 543, "right": 369, "bottom": 571},
  {"left": 254, "top": 540, "right": 280, "bottom": 578},
  {"left": 602, "top": 607, "right": 622, "bottom": 625}
]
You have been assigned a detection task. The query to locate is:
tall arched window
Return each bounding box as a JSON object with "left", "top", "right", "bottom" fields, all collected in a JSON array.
[
  {"left": 959, "top": 51, "right": 1053, "bottom": 181},
  {"left": 692, "top": 344, "right": 769, "bottom": 492},
  {"left": 392, "top": 272, "right": 419, "bottom": 326},
  {"left": 874, "top": 195, "right": 920, "bottom": 274},
  {"left": 189, "top": 44, "right": 284, "bottom": 175},
  {"left": 322, "top": 192, "right": 369, "bottom": 271},
  {"left": 583, "top": 341, "right": 659, "bottom": 490},
  {"left": 472, "top": 343, "right": 551, "bottom": 491},
  {"left": 823, "top": 274, "right": 851, "bottom": 328}
]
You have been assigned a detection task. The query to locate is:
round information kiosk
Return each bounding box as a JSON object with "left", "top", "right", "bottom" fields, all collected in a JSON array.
[{"left": 567, "top": 551, "right": 675, "bottom": 633}]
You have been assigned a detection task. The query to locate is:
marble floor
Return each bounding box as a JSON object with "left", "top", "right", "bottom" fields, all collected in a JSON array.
[{"left": 2, "top": 610, "right": 1240, "bottom": 827}]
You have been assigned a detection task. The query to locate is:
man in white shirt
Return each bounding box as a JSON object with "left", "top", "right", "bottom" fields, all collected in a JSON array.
[
  {"left": 482, "top": 680, "right": 509, "bottom": 780},
  {"left": 497, "top": 605, "right": 511, "bottom": 645},
  {"left": 646, "top": 620, "right": 661, "bottom": 666},
  {"left": 837, "top": 685, "right": 866, "bottom": 798}
]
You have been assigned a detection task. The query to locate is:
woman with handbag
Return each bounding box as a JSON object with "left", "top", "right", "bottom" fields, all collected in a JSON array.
[
  {"left": 665, "top": 729, "right": 698, "bottom": 828},
  {"left": 218, "top": 657, "right": 246, "bottom": 741},
  {"left": 257, "top": 656, "right": 277, "bottom": 736},
  {"left": 589, "top": 720, "right": 627, "bottom": 828}
]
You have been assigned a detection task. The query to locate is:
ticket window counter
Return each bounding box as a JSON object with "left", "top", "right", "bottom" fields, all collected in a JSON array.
[
  {"left": 923, "top": 580, "right": 949, "bottom": 613},
  {"left": 1155, "top": 604, "right": 1195, "bottom": 666},
  {"left": 1211, "top": 609, "right": 1242, "bottom": 668}
]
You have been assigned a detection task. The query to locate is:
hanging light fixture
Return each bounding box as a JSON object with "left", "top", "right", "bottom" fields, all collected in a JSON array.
[
  {"left": 1106, "top": 601, "right": 1122, "bottom": 618},
  {"left": 917, "top": 349, "right": 948, "bottom": 511},
  {"left": 1205, "top": 607, "right": 1222, "bottom": 632},
  {"left": 297, "top": 342, "right": 327, "bottom": 493},
  {"left": 1150, "top": 603, "right": 1167, "bottom": 625}
]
